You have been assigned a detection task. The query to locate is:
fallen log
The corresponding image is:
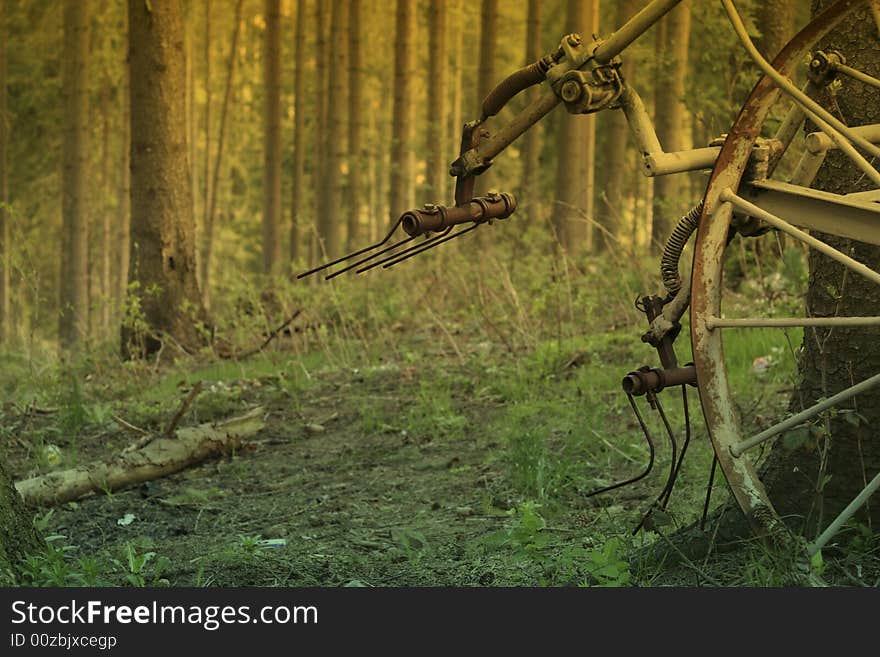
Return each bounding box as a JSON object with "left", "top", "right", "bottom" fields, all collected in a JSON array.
[{"left": 16, "top": 407, "right": 266, "bottom": 507}]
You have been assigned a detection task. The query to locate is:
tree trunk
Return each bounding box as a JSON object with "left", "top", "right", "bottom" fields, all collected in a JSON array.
[
  {"left": 756, "top": 0, "right": 796, "bottom": 60},
  {"left": 263, "top": 0, "right": 282, "bottom": 275},
  {"left": 475, "top": 0, "right": 497, "bottom": 196},
  {"left": 597, "top": 0, "right": 639, "bottom": 253},
  {"left": 650, "top": 0, "right": 691, "bottom": 252},
  {"left": 291, "top": 0, "right": 306, "bottom": 263},
  {"left": 116, "top": 19, "right": 131, "bottom": 308},
  {"left": 313, "top": 0, "right": 329, "bottom": 261},
  {"left": 0, "top": 0, "right": 8, "bottom": 344},
  {"left": 100, "top": 80, "right": 112, "bottom": 336},
  {"left": 426, "top": 0, "right": 447, "bottom": 204},
  {"left": 388, "top": 0, "right": 415, "bottom": 224},
  {"left": 320, "top": 0, "right": 348, "bottom": 260},
  {"left": 0, "top": 460, "right": 43, "bottom": 581},
  {"left": 344, "top": 0, "right": 365, "bottom": 250},
  {"left": 59, "top": 0, "right": 90, "bottom": 348},
  {"left": 552, "top": 0, "right": 597, "bottom": 255},
  {"left": 124, "top": 0, "right": 209, "bottom": 358},
  {"left": 201, "top": 0, "right": 211, "bottom": 280},
  {"left": 202, "top": 0, "right": 243, "bottom": 307},
  {"left": 762, "top": 2, "right": 880, "bottom": 535},
  {"left": 521, "top": 0, "right": 543, "bottom": 212}
]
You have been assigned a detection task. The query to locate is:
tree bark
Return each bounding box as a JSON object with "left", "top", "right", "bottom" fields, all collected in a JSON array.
[
  {"left": 313, "top": 0, "right": 329, "bottom": 261},
  {"left": 426, "top": 0, "right": 447, "bottom": 204},
  {"left": 263, "top": 0, "right": 282, "bottom": 275},
  {"left": 0, "top": 460, "right": 43, "bottom": 581},
  {"left": 59, "top": 0, "right": 90, "bottom": 348},
  {"left": 124, "top": 0, "right": 209, "bottom": 358},
  {"left": 291, "top": 0, "right": 306, "bottom": 263},
  {"left": 388, "top": 0, "right": 415, "bottom": 225},
  {"left": 116, "top": 17, "right": 131, "bottom": 308},
  {"left": 0, "top": 0, "right": 8, "bottom": 344},
  {"left": 650, "top": 0, "right": 691, "bottom": 252},
  {"left": 762, "top": 2, "right": 880, "bottom": 535}
]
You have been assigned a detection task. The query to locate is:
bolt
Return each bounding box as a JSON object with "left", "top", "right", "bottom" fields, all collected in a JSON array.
[
  {"left": 567, "top": 33, "right": 581, "bottom": 46},
  {"left": 560, "top": 79, "right": 582, "bottom": 103}
]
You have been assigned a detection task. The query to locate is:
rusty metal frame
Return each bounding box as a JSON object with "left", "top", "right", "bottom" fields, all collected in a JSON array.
[{"left": 689, "top": 0, "right": 867, "bottom": 539}]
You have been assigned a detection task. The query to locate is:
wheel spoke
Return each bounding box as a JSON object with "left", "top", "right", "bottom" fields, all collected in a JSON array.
[
  {"left": 721, "top": 189, "right": 880, "bottom": 287},
  {"left": 730, "top": 372, "right": 880, "bottom": 457},
  {"left": 707, "top": 316, "right": 880, "bottom": 329},
  {"left": 810, "top": 469, "right": 880, "bottom": 555}
]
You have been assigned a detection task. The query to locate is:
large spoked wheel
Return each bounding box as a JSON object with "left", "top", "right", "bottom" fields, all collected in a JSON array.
[{"left": 690, "top": 0, "right": 880, "bottom": 546}]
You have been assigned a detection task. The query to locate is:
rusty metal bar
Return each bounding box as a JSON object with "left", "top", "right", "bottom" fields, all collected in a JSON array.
[
  {"left": 737, "top": 179, "right": 880, "bottom": 247},
  {"left": 721, "top": 189, "right": 880, "bottom": 287},
  {"left": 451, "top": 89, "right": 561, "bottom": 179},
  {"left": 706, "top": 316, "right": 880, "bottom": 329},
  {"left": 621, "top": 366, "right": 697, "bottom": 396},
  {"left": 399, "top": 193, "right": 516, "bottom": 236},
  {"left": 721, "top": 0, "right": 880, "bottom": 162},
  {"left": 645, "top": 147, "right": 720, "bottom": 176},
  {"left": 594, "top": 0, "right": 683, "bottom": 64},
  {"left": 810, "top": 469, "right": 880, "bottom": 555},
  {"left": 730, "top": 371, "right": 880, "bottom": 457}
]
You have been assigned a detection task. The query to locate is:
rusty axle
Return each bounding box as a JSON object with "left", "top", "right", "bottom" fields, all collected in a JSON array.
[{"left": 400, "top": 193, "right": 517, "bottom": 236}]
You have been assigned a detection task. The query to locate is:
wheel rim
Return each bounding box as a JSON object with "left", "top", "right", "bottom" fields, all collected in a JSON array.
[{"left": 689, "top": 0, "right": 873, "bottom": 539}]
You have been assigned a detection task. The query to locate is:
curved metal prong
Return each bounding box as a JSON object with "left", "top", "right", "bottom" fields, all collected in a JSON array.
[
  {"left": 382, "top": 224, "right": 480, "bottom": 269},
  {"left": 356, "top": 227, "right": 455, "bottom": 274},
  {"left": 297, "top": 217, "right": 404, "bottom": 279}
]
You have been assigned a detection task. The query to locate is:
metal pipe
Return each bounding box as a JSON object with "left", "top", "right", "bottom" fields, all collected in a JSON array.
[
  {"left": 594, "top": 0, "right": 683, "bottom": 64},
  {"left": 836, "top": 62, "right": 880, "bottom": 91},
  {"left": 721, "top": 189, "right": 880, "bottom": 287},
  {"left": 721, "top": 0, "right": 880, "bottom": 162},
  {"left": 810, "top": 470, "right": 880, "bottom": 555},
  {"left": 644, "top": 147, "right": 721, "bottom": 176},
  {"left": 452, "top": 88, "right": 561, "bottom": 178},
  {"left": 805, "top": 123, "right": 880, "bottom": 154},
  {"left": 707, "top": 316, "right": 880, "bottom": 329},
  {"left": 730, "top": 371, "right": 880, "bottom": 457},
  {"left": 800, "top": 110, "right": 880, "bottom": 186}
]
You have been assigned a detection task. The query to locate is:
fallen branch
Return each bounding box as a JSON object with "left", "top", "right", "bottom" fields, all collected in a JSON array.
[
  {"left": 16, "top": 407, "right": 266, "bottom": 507},
  {"left": 164, "top": 381, "right": 202, "bottom": 439},
  {"left": 222, "top": 309, "right": 302, "bottom": 360}
]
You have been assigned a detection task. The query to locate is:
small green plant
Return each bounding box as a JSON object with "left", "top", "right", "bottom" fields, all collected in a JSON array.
[
  {"left": 112, "top": 542, "right": 170, "bottom": 587},
  {"left": 580, "top": 537, "right": 632, "bottom": 587}
]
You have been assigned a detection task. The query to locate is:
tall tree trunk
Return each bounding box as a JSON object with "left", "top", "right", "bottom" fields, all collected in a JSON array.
[
  {"left": 650, "top": 0, "right": 691, "bottom": 252},
  {"left": 598, "top": 0, "right": 639, "bottom": 252},
  {"left": 0, "top": 0, "right": 8, "bottom": 344},
  {"left": 116, "top": 16, "right": 131, "bottom": 307},
  {"left": 100, "top": 80, "right": 112, "bottom": 335},
  {"left": 521, "top": 0, "right": 543, "bottom": 212},
  {"left": 201, "top": 0, "right": 211, "bottom": 272},
  {"left": 321, "top": 0, "right": 348, "bottom": 259},
  {"left": 125, "top": 0, "right": 208, "bottom": 358},
  {"left": 450, "top": 0, "right": 463, "bottom": 188},
  {"left": 475, "top": 0, "right": 497, "bottom": 195},
  {"left": 59, "top": 0, "right": 90, "bottom": 348},
  {"left": 552, "top": 0, "right": 597, "bottom": 255},
  {"left": 425, "top": 1, "right": 447, "bottom": 204},
  {"left": 201, "top": 0, "right": 243, "bottom": 306},
  {"left": 263, "top": 0, "right": 282, "bottom": 275},
  {"left": 763, "top": 2, "right": 880, "bottom": 534},
  {"left": 313, "top": 0, "right": 329, "bottom": 262},
  {"left": 345, "top": 0, "right": 364, "bottom": 250},
  {"left": 291, "top": 0, "right": 306, "bottom": 263},
  {"left": 388, "top": 0, "right": 415, "bottom": 224}
]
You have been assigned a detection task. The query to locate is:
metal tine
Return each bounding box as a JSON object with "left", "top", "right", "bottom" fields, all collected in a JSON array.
[
  {"left": 356, "top": 227, "right": 455, "bottom": 274},
  {"left": 296, "top": 217, "right": 405, "bottom": 279},
  {"left": 660, "top": 385, "right": 692, "bottom": 510},
  {"left": 700, "top": 455, "right": 719, "bottom": 531},
  {"left": 324, "top": 234, "right": 417, "bottom": 279},
  {"left": 633, "top": 392, "right": 679, "bottom": 535},
  {"left": 584, "top": 394, "right": 656, "bottom": 499},
  {"left": 382, "top": 224, "right": 480, "bottom": 269}
]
